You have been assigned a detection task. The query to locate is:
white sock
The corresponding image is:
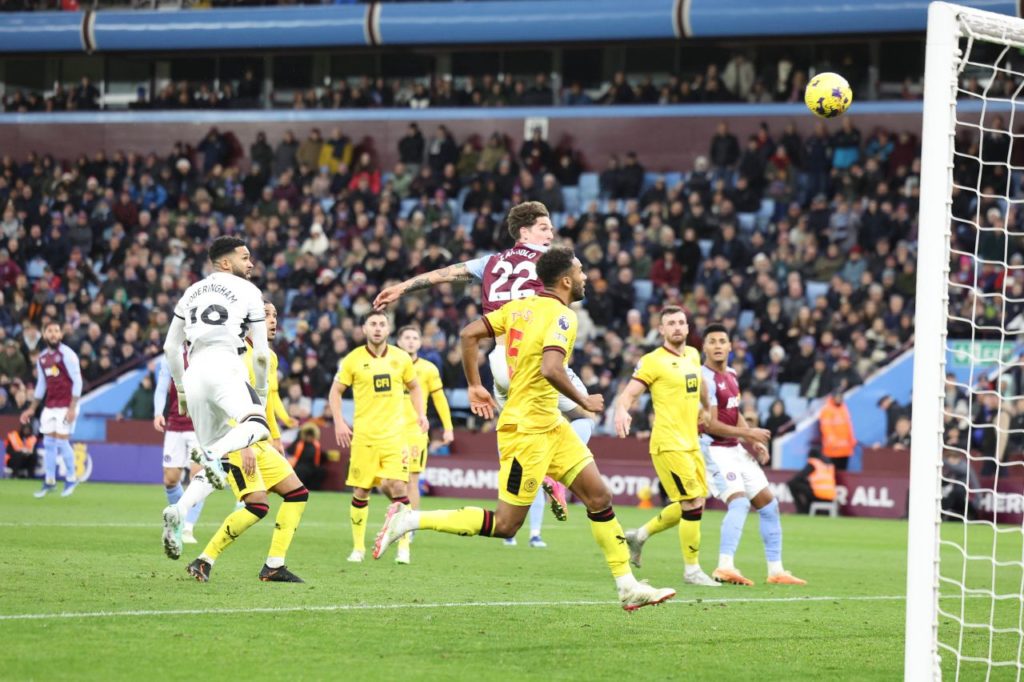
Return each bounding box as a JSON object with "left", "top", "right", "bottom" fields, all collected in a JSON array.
[
  {"left": 718, "top": 554, "right": 735, "bottom": 570},
  {"left": 265, "top": 556, "right": 284, "bottom": 569},
  {"left": 176, "top": 474, "right": 215, "bottom": 516},
  {"left": 184, "top": 523, "right": 194, "bottom": 533},
  {"left": 207, "top": 419, "right": 270, "bottom": 459},
  {"left": 199, "top": 553, "right": 215, "bottom": 565},
  {"left": 636, "top": 526, "right": 650, "bottom": 542},
  {"left": 684, "top": 563, "right": 702, "bottom": 577},
  {"left": 767, "top": 560, "right": 784, "bottom": 576},
  {"left": 615, "top": 573, "right": 639, "bottom": 591},
  {"left": 403, "top": 510, "right": 421, "bottom": 534}
]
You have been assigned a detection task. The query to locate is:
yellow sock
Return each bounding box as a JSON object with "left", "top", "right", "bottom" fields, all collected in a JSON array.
[
  {"left": 202, "top": 502, "right": 267, "bottom": 561},
  {"left": 350, "top": 497, "right": 369, "bottom": 552},
  {"left": 268, "top": 488, "right": 308, "bottom": 562},
  {"left": 418, "top": 507, "right": 493, "bottom": 536},
  {"left": 679, "top": 507, "right": 703, "bottom": 566},
  {"left": 642, "top": 502, "right": 682, "bottom": 538},
  {"left": 588, "top": 507, "right": 631, "bottom": 578}
]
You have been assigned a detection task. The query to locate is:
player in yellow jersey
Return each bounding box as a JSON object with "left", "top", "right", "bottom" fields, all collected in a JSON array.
[
  {"left": 329, "top": 311, "right": 428, "bottom": 564},
  {"left": 373, "top": 247, "right": 676, "bottom": 611},
  {"left": 613, "top": 306, "right": 718, "bottom": 587},
  {"left": 245, "top": 302, "right": 296, "bottom": 452},
  {"left": 396, "top": 325, "right": 454, "bottom": 514}
]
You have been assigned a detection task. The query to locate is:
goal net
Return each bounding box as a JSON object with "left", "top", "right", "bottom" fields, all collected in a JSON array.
[{"left": 910, "top": 3, "right": 1024, "bottom": 679}]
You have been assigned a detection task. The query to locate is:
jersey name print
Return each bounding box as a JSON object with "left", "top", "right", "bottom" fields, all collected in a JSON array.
[{"left": 173, "top": 272, "right": 265, "bottom": 354}]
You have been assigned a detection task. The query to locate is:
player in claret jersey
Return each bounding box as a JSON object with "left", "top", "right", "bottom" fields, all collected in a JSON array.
[
  {"left": 374, "top": 201, "right": 592, "bottom": 542},
  {"left": 701, "top": 323, "right": 806, "bottom": 586},
  {"left": 21, "top": 321, "right": 82, "bottom": 498}
]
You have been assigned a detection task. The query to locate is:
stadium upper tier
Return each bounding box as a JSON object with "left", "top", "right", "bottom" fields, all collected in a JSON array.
[{"left": 0, "top": 0, "right": 1019, "bottom": 53}]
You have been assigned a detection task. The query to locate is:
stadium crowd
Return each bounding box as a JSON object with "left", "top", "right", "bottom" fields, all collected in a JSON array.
[{"left": 0, "top": 115, "right": 924, "bottom": 438}]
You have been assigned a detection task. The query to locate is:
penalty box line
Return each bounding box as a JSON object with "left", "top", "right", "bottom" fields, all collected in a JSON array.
[{"left": 0, "top": 595, "right": 911, "bottom": 621}]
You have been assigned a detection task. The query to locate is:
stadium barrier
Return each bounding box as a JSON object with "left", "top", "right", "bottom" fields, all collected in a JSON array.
[{"left": 3, "top": 0, "right": 1018, "bottom": 54}]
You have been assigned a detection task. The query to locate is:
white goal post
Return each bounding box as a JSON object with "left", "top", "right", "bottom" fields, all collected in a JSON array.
[{"left": 909, "top": 2, "right": 1024, "bottom": 679}]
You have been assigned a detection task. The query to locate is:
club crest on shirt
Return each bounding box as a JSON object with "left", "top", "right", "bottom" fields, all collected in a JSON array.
[
  {"left": 524, "top": 478, "right": 538, "bottom": 493},
  {"left": 46, "top": 365, "right": 61, "bottom": 377},
  {"left": 557, "top": 315, "right": 570, "bottom": 331}
]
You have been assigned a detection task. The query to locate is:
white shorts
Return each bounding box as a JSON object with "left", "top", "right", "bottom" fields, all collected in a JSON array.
[
  {"left": 163, "top": 430, "right": 199, "bottom": 469},
  {"left": 182, "top": 348, "right": 264, "bottom": 449},
  {"left": 40, "top": 407, "right": 75, "bottom": 437},
  {"left": 705, "top": 443, "right": 769, "bottom": 501},
  {"left": 488, "top": 344, "right": 587, "bottom": 414}
]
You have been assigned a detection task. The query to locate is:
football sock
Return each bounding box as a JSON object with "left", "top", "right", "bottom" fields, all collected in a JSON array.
[
  {"left": 202, "top": 502, "right": 268, "bottom": 561},
  {"left": 528, "top": 491, "right": 545, "bottom": 537},
  {"left": 571, "top": 417, "right": 594, "bottom": 444},
  {"left": 391, "top": 496, "right": 412, "bottom": 553},
  {"left": 165, "top": 482, "right": 184, "bottom": 506},
  {"left": 679, "top": 507, "right": 703, "bottom": 568},
  {"left": 759, "top": 499, "right": 784, "bottom": 573},
  {"left": 640, "top": 501, "right": 682, "bottom": 540},
  {"left": 268, "top": 487, "right": 308, "bottom": 567},
  {"left": 207, "top": 416, "right": 270, "bottom": 459},
  {"left": 42, "top": 436, "right": 57, "bottom": 484},
  {"left": 177, "top": 471, "right": 214, "bottom": 517},
  {"left": 719, "top": 497, "right": 751, "bottom": 567},
  {"left": 56, "top": 439, "right": 76, "bottom": 482},
  {"left": 185, "top": 498, "right": 205, "bottom": 528},
  {"left": 588, "top": 507, "right": 631, "bottom": 578},
  {"left": 417, "top": 507, "right": 493, "bottom": 536},
  {"left": 350, "top": 497, "right": 369, "bottom": 552}
]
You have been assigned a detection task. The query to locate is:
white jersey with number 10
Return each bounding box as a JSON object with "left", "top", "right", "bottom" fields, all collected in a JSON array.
[{"left": 173, "top": 272, "right": 266, "bottom": 356}]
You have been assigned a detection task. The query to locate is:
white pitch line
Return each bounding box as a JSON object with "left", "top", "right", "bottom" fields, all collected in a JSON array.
[{"left": 0, "top": 595, "right": 910, "bottom": 622}]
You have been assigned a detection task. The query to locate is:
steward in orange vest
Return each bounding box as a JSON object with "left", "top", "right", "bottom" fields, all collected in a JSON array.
[
  {"left": 5, "top": 422, "right": 39, "bottom": 479},
  {"left": 788, "top": 451, "right": 837, "bottom": 514},
  {"left": 287, "top": 423, "right": 326, "bottom": 490}
]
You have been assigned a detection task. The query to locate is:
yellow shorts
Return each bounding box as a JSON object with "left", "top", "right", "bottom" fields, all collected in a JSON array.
[
  {"left": 347, "top": 437, "right": 409, "bottom": 489},
  {"left": 652, "top": 449, "right": 707, "bottom": 501},
  {"left": 224, "top": 441, "right": 294, "bottom": 501},
  {"left": 406, "top": 429, "right": 429, "bottom": 474},
  {"left": 496, "top": 419, "right": 593, "bottom": 506}
]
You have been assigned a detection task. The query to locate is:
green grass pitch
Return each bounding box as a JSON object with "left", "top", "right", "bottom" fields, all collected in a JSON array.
[{"left": 0, "top": 480, "right": 1018, "bottom": 680}]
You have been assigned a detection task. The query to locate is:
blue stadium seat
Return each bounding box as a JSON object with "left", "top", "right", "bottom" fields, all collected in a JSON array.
[
  {"left": 284, "top": 289, "right": 299, "bottom": 314},
  {"left": 634, "top": 279, "right": 653, "bottom": 304},
  {"left": 779, "top": 383, "right": 801, "bottom": 401},
  {"left": 757, "top": 198, "right": 775, "bottom": 230},
  {"left": 664, "top": 172, "right": 683, "bottom": 191},
  {"left": 805, "top": 280, "right": 830, "bottom": 306},
  {"left": 783, "top": 396, "right": 810, "bottom": 419},
  {"left": 447, "top": 388, "right": 470, "bottom": 410},
  {"left": 757, "top": 396, "right": 775, "bottom": 422},
  {"left": 281, "top": 317, "right": 299, "bottom": 339},
  {"left": 310, "top": 398, "right": 327, "bottom": 418},
  {"left": 562, "top": 186, "right": 580, "bottom": 214},
  {"left": 578, "top": 173, "right": 600, "bottom": 204},
  {"left": 698, "top": 239, "right": 713, "bottom": 260},
  {"left": 381, "top": 171, "right": 393, "bottom": 187},
  {"left": 400, "top": 198, "right": 419, "bottom": 216},
  {"left": 550, "top": 212, "right": 567, "bottom": 228},
  {"left": 642, "top": 172, "right": 661, "bottom": 193},
  {"left": 737, "top": 212, "right": 757, "bottom": 233},
  {"left": 459, "top": 211, "right": 477, "bottom": 229},
  {"left": 737, "top": 309, "right": 755, "bottom": 331}
]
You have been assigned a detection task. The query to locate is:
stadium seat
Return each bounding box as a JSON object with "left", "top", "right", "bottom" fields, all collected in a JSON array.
[
  {"left": 757, "top": 395, "right": 775, "bottom": 422},
  {"left": 737, "top": 212, "right": 757, "bottom": 233},
  {"left": 578, "top": 173, "right": 600, "bottom": 204},
  {"left": 805, "top": 280, "right": 830, "bottom": 306},
  {"left": 562, "top": 186, "right": 580, "bottom": 214},
  {"left": 757, "top": 198, "right": 775, "bottom": 229},
  {"left": 400, "top": 198, "right": 419, "bottom": 216},
  {"left": 459, "top": 211, "right": 477, "bottom": 229},
  {"left": 809, "top": 500, "right": 839, "bottom": 517},
  {"left": 550, "top": 212, "right": 567, "bottom": 228},
  {"left": 634, "top": 279, "right": 653, "bottom": 304},
  {"left": 642, "top": 172, "right": 661, "bottom": 193},
  {"left": 783, "top": 396, "right": 810, "bottom": 419},
  {"left": 737, "top": 309, "right": 755, "bottom": 331},
  {"left": 447, "top": 388, "right": 470, "bottom": 410},
  {"left": 284, "top": 289, "right": 299, "bottom": 314},
  {"left": 663, "top": 172, "right": 683, "bottom": 191},
  {"left": 779, "top": 383, "right": 802, "bottom": 401},
  {"left": 699, "top": 239, "right": 713, "bottom": 260},
  {"left": 310, "top": 398, "right": 327, "bottom": 418}
]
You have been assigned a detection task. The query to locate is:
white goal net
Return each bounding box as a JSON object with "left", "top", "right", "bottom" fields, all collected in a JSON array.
[{"left": 910, "top": 3, "right": 1024, "bottom": 679}]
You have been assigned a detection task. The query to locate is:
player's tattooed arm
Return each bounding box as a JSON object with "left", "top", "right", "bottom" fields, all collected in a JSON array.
[{"left": 403, "top": 263, "right": 474, "bottom": 293}]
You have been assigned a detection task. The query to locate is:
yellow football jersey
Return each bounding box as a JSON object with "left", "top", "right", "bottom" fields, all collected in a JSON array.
[
  {"left": 484, "top": 292, "right": 576, "bottom": 434},
  {"left": 403, "top": 357, "right": 453, "bottom": 432},
  {"left": 244, "top": 345, "right": 286, "bottom": 440},
  {"left": 335, "top": 344, "right": 415, "bottom": 442},
  {"left": 631, "top": 345, "right": 703, "bottom": 453}
]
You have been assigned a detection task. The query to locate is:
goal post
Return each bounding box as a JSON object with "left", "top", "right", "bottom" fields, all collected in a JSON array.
[
  {"left": 907, "top": 2, "right": 958, "bottom": 679},
  {"left": 910, "top": 3, "right": 1024, "bottom": 679}
]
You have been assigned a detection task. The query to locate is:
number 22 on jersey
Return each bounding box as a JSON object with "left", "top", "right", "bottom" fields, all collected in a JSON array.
[{"left": 488, "top": 260, "right": 537, "bottom": 303}]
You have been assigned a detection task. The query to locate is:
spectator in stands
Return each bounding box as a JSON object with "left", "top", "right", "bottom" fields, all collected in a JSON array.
[
  {"left": 72, "top": 76, "right": 99, "bottom": 110},
  {"left": 888, "top": 415, "right": 912, "bottom": 450},
  {"left": 601, "top": 71, "right": 635, "bottom": 105},
  {"left": 287, "top": 422, "right": 326, "bottom": 491},
  {"left": 788, "top": 450, "right": 837, "bottom": 514},
  {"left": 819, "top": 388, "right": 857, "bottom": 470},
  {"left": 273, "top": 130, "right": 299, "bottom": 177},
  {"left": 942, "top": 445, "right": 978, "bottom": 521},
  {"left": 764, "top": 399, "right": 791, "bottom": 438},
  {"left": 4, "top": 421, "right": 37, "bottom": 479},
  {"left": 122, "top": 373, "right": 155, "bottom": 420}
]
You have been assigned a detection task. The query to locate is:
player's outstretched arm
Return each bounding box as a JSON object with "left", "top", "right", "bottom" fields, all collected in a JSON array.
[
  {"left": 541, "top": 350, "right": 602, "bottom": 414},
  {"left": 459, "top": 318, "right": 498, "bottom": 420},
  {"left": 613, "top": 379, "right": 647, "bottom": 438},
  {"left": 374, "top": 262, "right": 477, "bottom": 309}
]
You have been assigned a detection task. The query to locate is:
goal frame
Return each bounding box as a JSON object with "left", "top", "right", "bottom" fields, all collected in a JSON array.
[{"left": 907, "top": 2, "right": 1024, "bottom": 679}]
